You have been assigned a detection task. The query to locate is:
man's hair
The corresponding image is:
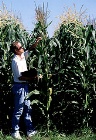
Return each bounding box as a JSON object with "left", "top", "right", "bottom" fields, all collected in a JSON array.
[{"left": 10, "top": 41, "right": 19, "bottom": 53}]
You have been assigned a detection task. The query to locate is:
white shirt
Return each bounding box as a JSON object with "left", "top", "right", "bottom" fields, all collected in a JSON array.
[{"left": 12, "top": 50, "right": 29, "bottom": 83}]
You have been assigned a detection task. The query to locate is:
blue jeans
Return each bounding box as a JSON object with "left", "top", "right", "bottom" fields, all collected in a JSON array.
[{"left": 12, "top": 83, "right": 33, "bottom": 132}]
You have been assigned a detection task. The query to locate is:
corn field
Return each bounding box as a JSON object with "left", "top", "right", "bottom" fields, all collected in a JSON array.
[{"left": 0, "top": 3, "right": 96, "bottom": 136}]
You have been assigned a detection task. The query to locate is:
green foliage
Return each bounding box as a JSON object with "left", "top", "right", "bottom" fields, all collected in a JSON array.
[
  {"left": 26, "top": 21, "right": 53, "bottom": 132},
  {"left": 22, "top": 20, "right": 96, "bottom": 134},
  {"left": 53, "top": 22, "right": 96, "bottom": 131}
]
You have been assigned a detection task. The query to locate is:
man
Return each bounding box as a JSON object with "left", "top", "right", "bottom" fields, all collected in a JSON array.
[{"left": 10, "top": 37, "right": 42, "bottom": 139}]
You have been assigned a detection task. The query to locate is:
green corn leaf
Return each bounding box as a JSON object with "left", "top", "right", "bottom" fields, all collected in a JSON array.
[{"left": 26, "top": 89, "right": 40, "bottom": 99}]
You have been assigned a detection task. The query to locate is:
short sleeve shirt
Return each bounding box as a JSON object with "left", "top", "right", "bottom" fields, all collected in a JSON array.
[{"left": 12, "top": 50, "right": 29, "bottom": 83}]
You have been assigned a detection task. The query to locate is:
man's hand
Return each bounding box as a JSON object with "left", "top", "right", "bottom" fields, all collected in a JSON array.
[
  {"left": 29, "top": 37, "right": 42, "bottom": 51},
  {"left": 36, "top": 37, "right": 42, "bottom": 42},
  {"left": 38, "top": 74, "right": 43, "bottom": 79}
]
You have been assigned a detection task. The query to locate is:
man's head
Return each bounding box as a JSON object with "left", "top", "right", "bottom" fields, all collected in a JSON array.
[{"left": 10, "top": 41, "right": 24, "bottom": 55}]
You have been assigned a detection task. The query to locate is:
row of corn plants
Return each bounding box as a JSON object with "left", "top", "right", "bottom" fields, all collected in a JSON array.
[
  {"left": 26, "top": 7, "right": 96, "bottom": 134},
  {"left": 51, "top": 22, "right": 96, "bottom": 132}
]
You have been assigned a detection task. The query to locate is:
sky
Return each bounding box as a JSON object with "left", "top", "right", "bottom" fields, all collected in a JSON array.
[{"left": 0, "top": 0, "right": 96, "bottom": 37}]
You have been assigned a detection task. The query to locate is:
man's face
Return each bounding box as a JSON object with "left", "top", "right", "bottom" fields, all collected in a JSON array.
[{"left": 15, "top": 42, "right": 24, "bottom": 55}]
